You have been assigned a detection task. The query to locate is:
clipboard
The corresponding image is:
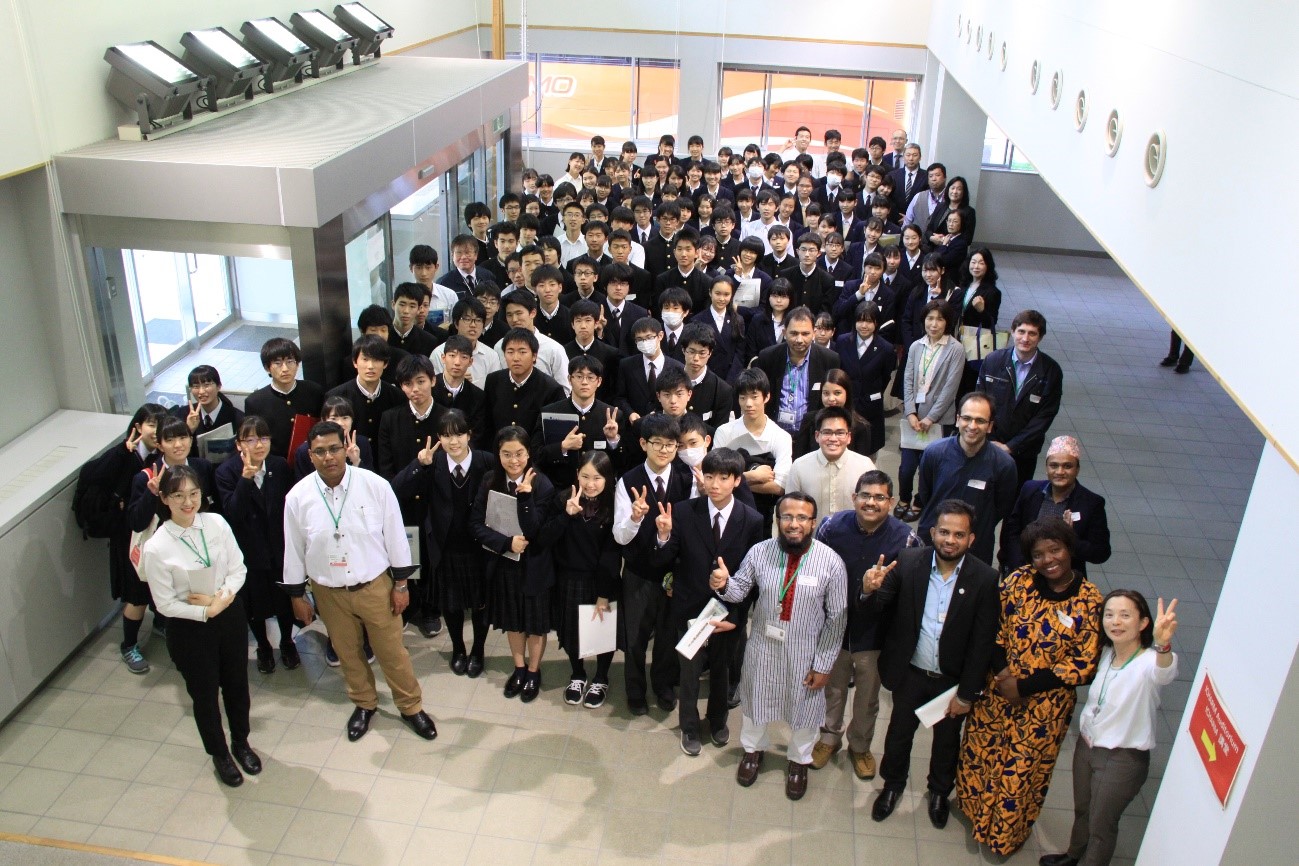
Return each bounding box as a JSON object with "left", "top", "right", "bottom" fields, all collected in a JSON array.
[
  {"left": 578, "top": 603, "right": 618, "bottom": 658},
  {"left": 485, "top": 490, "right": 523, "bottom": 561},
  {"left": 541, "top": 411, "right": 580, "bottom": 445},
  {"left": 196, "top": 423, "right": 235, "bottom": 461},
  {"left": 288, "top": 414, "right": 319, "bottom": 457}
]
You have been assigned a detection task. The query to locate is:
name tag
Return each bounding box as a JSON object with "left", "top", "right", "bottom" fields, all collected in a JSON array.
[
  {"left": 594, "top": 440, "right": 607, "bottom": 450},
  {"left": 1057, "top": 610, "right": 1075, "bottom": 629},
  {"left": 870, "top": 393, "right": 882, "bottom": 401},
  {"left": 778, "top": 410, "right": 796, "bottom": 427},
  {"left": 967, "top": 478, "right": 987, "bottom": 490},
  {"left": 797, "top": 574, "right": 819, "bottom": 587},
  {"left": 1029, "top": 394, "right": 1042, "bottom": 404},
  {"left": 765, "top": 622, "right": 787, "bottom": 642},
  {"left": 915, "top": 391, "right": 927, "bottom": 404},
  {"left": 1071, "top": 511, "right": 1081, "bottom": 522},
  {"left": 812, "top": 382, "right": 822, "bottom": 391},
  {"left": 835, "top": 280, "right": 845, "bottom": 287}
]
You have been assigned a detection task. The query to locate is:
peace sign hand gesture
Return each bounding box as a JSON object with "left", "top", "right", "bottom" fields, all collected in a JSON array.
[
  {"left": 862, "top": 555, "right": 897, "bottom": 594},
  {"left": 417, "top": 436, "right": 440, "bottom": 466},
  {"left": 186, "top": 401, "right": 201, "bottom": 432},
  {"left": 515, "top": 468, "right": 537, "bottom": 495},
  {"left": 629, "top": 486, "right": 650, "bottom": 522},
  {"left": 709, "top": 557, "right": 730, "bottom": 592},
  {"left": 565, "top": 485, "right": 583, "bottom": 516},
  {"left": 1153, "top": 598, "right": 1179, "bottom": 646},
  {"left": 603, "top": 407, "right": 620, "bottom": 441},
  {"left": 239, "top": 446, "right": 260, "bottom": 479},
  {"left": 654, "top": 501, "right": 673, "bottom": 543},
  {"left": 345, "top": 430, "right": 361, "bottom": 466},
  {"left": 144, "top": 465, "right": 163, "bottom": 497},
  {"left": 124, "top": 428, "right": 142, "bottom": 453}
]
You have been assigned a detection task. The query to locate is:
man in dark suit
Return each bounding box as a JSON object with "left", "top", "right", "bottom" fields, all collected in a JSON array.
[
  {"left": 652, "top": 447, "right": 765, "bottom": 755},
  {"left": 752, "top": 308, "right": 841, "bottom": 435},
  {"left": 888, "top": 144, "right": 926, "bottom": 216},
  {"left": 866, "top": 499, "right": 999, "bottom": 830},
  {"left": 616, "top": 318, "right": 686, "bottom": 425},
  {"left": 326, "top": 335, "right": 403, "bottom": 442},
  {"left": 482, "top": 328, "right": 566, "bottom": 435},
  {"left": 436, "top": 234, "right": 495, "bottom": 301},
  {"left": 882, "top": 130, "right": 909, "bottom": 171},
  {"left": 599, "top": 263, "right": 649, "bottom": 355},
  {"left": 974, "top": 309, "right": 1065, "bottom": 489},
  {"left": 532, "top": 355, "right": 626, "bottom": 489}
]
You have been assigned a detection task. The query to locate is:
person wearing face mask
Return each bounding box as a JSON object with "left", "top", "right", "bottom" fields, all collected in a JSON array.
[
  {"left": 616, "top": 317, "right": 686, "bottom": 427},
  {"left": 657, "top": 287, "right": 691, "bottom": 363},
  {"left": 534, "top": 356, "right": 625, "bottom": 489}
]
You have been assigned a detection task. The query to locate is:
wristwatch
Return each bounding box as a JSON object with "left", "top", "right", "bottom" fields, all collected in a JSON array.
[{"left": 393, "top": 582, "right": 409, "bottom": 594}]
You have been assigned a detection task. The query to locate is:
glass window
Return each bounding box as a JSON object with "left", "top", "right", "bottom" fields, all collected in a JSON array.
[
  {"left": 767, "top": 72, "right": 868, "bottom": 151},
  {"left": 124, "top": 250, "right": 234, "bottom": 370},
  {"left": 982, "top": 118, "right": 1036, "bottom": 172},
  {"left": 635, "top": 61, "right": 680, "bottom": 143},
  {"left": 389, "top": 176, "right": 446, "bottom": 286},
  {"left": 719, "top": 69, "right": 768, "bottom": 146},
  {"left": 344, "top": 219, "right": 390, "bottom": 328}
]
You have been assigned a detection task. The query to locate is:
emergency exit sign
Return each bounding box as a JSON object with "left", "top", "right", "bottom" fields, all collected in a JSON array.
[{"left": 1187, "top": 672, "right": 1246, "bottom": 808}]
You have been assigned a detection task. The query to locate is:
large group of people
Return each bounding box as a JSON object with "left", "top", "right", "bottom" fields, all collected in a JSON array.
[{"left": 75, "top": 126, "right": 1179, "bottom": 864}]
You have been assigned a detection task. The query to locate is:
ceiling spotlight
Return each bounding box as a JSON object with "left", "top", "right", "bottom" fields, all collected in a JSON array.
[
  {"left": 290, "top": 10, "right": 360, "bottom": 75},
  {"left": 333, "top": 3, "right": 394, "bottom": 61},
  {"left": 240, "top": 17, "right": 317, "bottom": 92},
  {"left": 104, "top": 41, "right": 210, "bottom": 135},
  {"left": 180, "top": 27, "right": 267, "bottom": 109}
]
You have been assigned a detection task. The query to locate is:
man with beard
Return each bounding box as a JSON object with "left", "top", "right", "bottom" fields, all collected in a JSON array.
[
  {"left": 711, "top": 492, "right": 848, "bottom": 801},
  {"left": 864, "top": 499, "right": 999, "bottom": 830}
]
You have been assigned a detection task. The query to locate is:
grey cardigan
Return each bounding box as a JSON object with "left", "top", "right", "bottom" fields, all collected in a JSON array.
[{"left": 902, "top": 337, "right": 965, "bottom": 425}]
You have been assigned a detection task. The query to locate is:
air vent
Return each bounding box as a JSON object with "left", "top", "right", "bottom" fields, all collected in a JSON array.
[
  {"left": 1105, "top": 109, "right": 1123, "bottom": 156},
  {"left": 1029, "top": 60, "right": 1041, "bottom": 94},
  {"left": 1074, "top": 91, "right": 1088, "bottom": 131},
  {"left": 1144, "top": 131, "right": 1167, "bottom": 187},
  {"left": 0, "top": 447, "right": 80, "bottom": 502}
]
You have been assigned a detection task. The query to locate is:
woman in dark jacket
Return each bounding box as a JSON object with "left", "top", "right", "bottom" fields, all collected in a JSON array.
[
  {"left": 215, "top": 416, "right": 298, "bottom": 674},
  {"left": 947, "top": 247, "right": 1003, "bottom": 332},
  {"left": 832, "top": 302, "right": 897, "bottom": 458},
  {"left": 471, "top": 426, "right": 564, "bottom": 703}
]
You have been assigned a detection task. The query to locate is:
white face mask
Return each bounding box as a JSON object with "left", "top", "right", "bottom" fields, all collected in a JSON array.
[
  {"left": 661, "top": 311, "right": 683, "bottom": 329},
  {"left": 679, "top": 446, "right": 706, "bottom": 467},
  {"left": 747, "top": 166, "right": 764, "bottom": 182},
  {"left": 827, "top": 174, "right": 842, "bottom": 189},
  {"left": 636, "top": 338, "right": 659, "bottom": 357}
]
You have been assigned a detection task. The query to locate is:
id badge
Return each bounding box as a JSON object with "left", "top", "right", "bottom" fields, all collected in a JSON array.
[
  {"left": 327, "top": 534, "right": 349, "bottom": 571},
  {"left": 778, "top": 410, "right": 796, "bottom": 428},
  {"left": 1057, "top": 610, "right": 1074, "bottom": 629},
  {"left": 915, "top": 390, "right": 927, "bottom": 404},
  {"left": 938, "top": 611, "right": 946, "bottom": 624},
  {"left": 765, "top": 622, "right": 787, "bottom": 642}
]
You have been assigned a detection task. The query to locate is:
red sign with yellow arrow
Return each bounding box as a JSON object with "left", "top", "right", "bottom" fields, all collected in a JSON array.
[{"left": 1187, "top": 672, "right": 1246, "bottom": 808}]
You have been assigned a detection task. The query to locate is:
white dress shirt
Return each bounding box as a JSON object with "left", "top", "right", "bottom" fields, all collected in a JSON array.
[
  {"left": 283, "top": 465, "right": 411, "bottom": 589},
  {"left": 785, "top": 449, "right": 876, "bottom": 526},
  {"left": 613, "top": 463, "right": 674, "bottom": 544},
  {"left": 430, "top": 340, "right": 501, "bottom": 386},
  {"left": 1079, "top": 647, "right": 1179, "bottom": 751},
  {"left": 496, "top": 329, "right": 570, "bottom": 393},
  {"left": 712, "top": 416, "right": 794, "bottom": 490},
  {"left": 140, "top": 514, "right": 247, "bottom": 622}
]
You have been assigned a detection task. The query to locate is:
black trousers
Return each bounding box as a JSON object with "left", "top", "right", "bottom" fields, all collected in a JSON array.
[
  {"left": 166, "top": 597, "right": 251, "bottom": 758},
  {"left": 621, "top": 572, "right": 679, "bottom": 704},
  {"left": 880, "top": 665, "right": 963, "bottom": 795},
  {"left": 678, "top": 625, "right": 732, "bottom": 736},
  {"left": 1011, "top": 447, "right": 1041, "bottom": 492}
]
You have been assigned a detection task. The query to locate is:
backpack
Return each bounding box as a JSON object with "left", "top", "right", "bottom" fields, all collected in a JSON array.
[{"left": 72, "top": 450, "right": 127, "bottom": 539}]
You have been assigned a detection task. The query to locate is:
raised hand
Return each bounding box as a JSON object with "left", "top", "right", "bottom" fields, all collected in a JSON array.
[
  {"left": 565, "top": 485, "right": 582, "bottom": 516},
  {"left": 144, "top": 465, "right": 163, "bottom": 497},
  {"left": 629, "top": 485, "right": 650, "bottom": 522},
  {"left": 1154, "top": 598, "right": 1179, "bottom": 646},
  {"left": 239, "top": 446, "right": 259, "bottom": 479},
  {"left": 345, "top": 430, "right": 361, "bottom": 466},
  {"left": 417, "top": 436, "right": 440, "bottom": 466},
  {"left": 654, "top": 501, "right": 673, "bottom": 541},
  {"left": 862, "top": 554, "right": 897, "bottom": 594},
  {"left": 603, "top": 407, "right": 620, "bottom": 441},
  {"left": 124, "top": 428, "right": 141, "bottom": 453},
  {"left": 561, "top": 425, "right": 585, "bottom": 452},
  {"left": 186, "top": 401, "right": 201, "bottom": 432},
  {"left": 709, "top": 556, "right": 729, "bottom": 591},
  {"left": 516, "top": 467, "right": 537, "bottom": 495}
]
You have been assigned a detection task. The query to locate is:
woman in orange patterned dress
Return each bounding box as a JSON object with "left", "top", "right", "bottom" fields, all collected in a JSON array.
[{"left": 956, "top": 518, "right": 1102, "bottom": 855}]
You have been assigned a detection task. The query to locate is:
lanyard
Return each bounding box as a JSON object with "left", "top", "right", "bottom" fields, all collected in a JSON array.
[
  {"left": 178, "top": 526, "right": 211, "bottom": 568},
  {"left": 784, "top": 356, "right": 805, "bottom": 402},
  {"left": 778, "top": 552, "right": 806, "bottom": 602},
  {"left": 920, "top": 341, "right": 943, "bottom": 380},
  {"left": 315, "top": 473, "right": 353, "bottom": 534},
  {"left": 1096, "top": 647, "right": 1144, "bottom": 708}
]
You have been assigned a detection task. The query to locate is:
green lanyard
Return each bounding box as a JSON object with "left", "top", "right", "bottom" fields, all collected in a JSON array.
[
  {"left": 920, "top": 341, "right": 942, "bottom": 380},
  {"left": 315, "top": 473, "right": 353, "bottom": 537},
  {"left": 778, "top": 552, "right": 806, "bottom": 602},
  {"left": 1096, "top": 647, "right": 1144, "bottom": 708},
  {"left": 178, "top": 526, "right": 211, "bottom": 568}
]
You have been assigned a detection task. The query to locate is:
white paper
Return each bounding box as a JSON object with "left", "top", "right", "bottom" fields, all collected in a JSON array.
[
  {"left": 404, "top": 526, "right": 421, "bottom": 580},
  {"left": 578, "top": 602, "right": 618, "bottom": 658},
  {"left": 899, "top": 419, "right": 940, "bottom": 450},
  {"left": 675, "top": 598, "right": 729, "bottom": 660},
  {"left": 734, "top": 277, "right": 761, "bottom": 309},
  {"left": 196, "top": 423, "right": 235, "bottom": 461},
  {"left": 485, "top": 490, "right": 522, "bottom": 561},
  {"left": 915, "top": 685, "right": 958, "bottom": 728}
]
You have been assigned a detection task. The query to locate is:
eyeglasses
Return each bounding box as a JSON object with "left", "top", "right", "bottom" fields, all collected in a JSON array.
[
  {"left": 570, "top": 372, "right": 600, "bottom": 382},
  {"left": 684, "top": 347, "right": 711, "bottom": 357},
  {"left": 644, "top": 439, "right": 678, "bottom": 451},
  {"left": 854, "top": 493, "right": 891, "bottom": 503},
  {"left": 165, "top": 490, "right": 202, "bottom": 503},
  {"left": 269, "top": 358, "right": 298, "bottom": 368},
  {"left": 457, "top": 317, "right": 484, "bottom": 326},
  {"left": 240, "top": 436, "right": 271, "bottom": 446},
  {"left": 817, "top": 429, "right": 849, "bottom": 438},
  {"left": 310, "top": 445, "right": 346, "bottom": 458},
  {"left": 957, "top": 414, "right": 991, "bottom": 427},
  {"left": 777, "top": 514, "right": 815, "bottom": 524}
]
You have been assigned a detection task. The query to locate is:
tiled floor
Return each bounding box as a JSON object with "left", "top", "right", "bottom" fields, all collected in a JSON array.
[{"left": 0, "top": 253, "right": 1262, "bottom": 865}]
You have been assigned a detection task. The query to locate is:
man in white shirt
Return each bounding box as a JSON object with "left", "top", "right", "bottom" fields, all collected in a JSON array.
[
  {"left": 558, "top": 201, "right": 587, "bottom": 266},
  {"left": 498, "top": 290, "right": 570, "bottom": 391},
  {"left": 740, "top": 191, "right": 781, "bottom": 254},
  {"left": 712, "top": 368, "right": 793, "bottom": 520},
  {"left": 785, "top": 407, "right": 876, "bottom": 526},
  {"left": 283, "top": 422, "right": 437, "bottom": 743}
]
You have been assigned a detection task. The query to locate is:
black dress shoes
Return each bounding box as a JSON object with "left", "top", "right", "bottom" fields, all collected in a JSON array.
[
  {"left": 231, "top": 741, "right": 262, "bottom": 775},
  {"left": 1039, "top": 855, "right": 1079, "bottom": 866},
  {"left": 466, "top": 653, "right": 484, "bottom": 678},
  {"left": 450, "top": 651, "right": 469, "bottom": 676},
  {"left": 213, "top": 754, "right": 243, "bottom": 787},
  {"left": 256, "top": 647, "right": 276, "bottom": 674},
  {"left": 628, "top": 700, "right": 649, "bottom": 716},
  {"left": 280, "top": 642, "right": 301, "bottom": 670},
  {"left": 347, "top": 707, "right": 376, "bottom": 741},
  {"left": 504, "top": 668, "right": 526, "bottom": 699},
  {"left": 871, "top": 788, "right": 902, "bottom": 822},
  {"left": 402, "top": 710, "right": 438, "bottom": 740},
  {"left": 927, "top": 791, "right": 950, "bottom": 829},
  {"left": 520, "top": 672, "right": 541, "bottom": 703},
  {"left": 656, "top": 691, "right": 677, "bottom": 712}
]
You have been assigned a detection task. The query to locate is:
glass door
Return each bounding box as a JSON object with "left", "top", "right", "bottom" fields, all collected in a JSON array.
[
  {"left": 124, "top": 250, "right": 234, "bottom": 375},
  {"left": 344, "top": 217, "right": 392, "bottom": 329}
]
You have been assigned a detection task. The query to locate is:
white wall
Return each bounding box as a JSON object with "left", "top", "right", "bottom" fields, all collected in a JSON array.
[
  {"left": 2, "top": 0, "right": 482, "bottom": 176},
  {"left": 975, "top": 170, "right": 1104, "bottom": 253}
]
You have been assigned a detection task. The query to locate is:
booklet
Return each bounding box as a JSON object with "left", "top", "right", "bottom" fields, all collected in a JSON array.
[
  {"left": 578, "top": 603, "right": 618, "bottom": 658},
  {"left": 675, "top": 598, "right": 730, "bottom": 660},
  {"left": 196, "top": 423, "right": 235, "bottom": 461},
  {"left": 915, "top": 685, "right": 959, "bottom": 728},
  {"left": 485, "top": 490, "right": 522, "bottom": 561}
]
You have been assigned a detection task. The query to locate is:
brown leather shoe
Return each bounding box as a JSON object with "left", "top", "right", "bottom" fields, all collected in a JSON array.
[
  {"left": 785, "top": 760, "right": 809, "bottom": 800},
  {"left": 810, "top": 740, "right": 839, "bottom": 770},
  {"left": 849, "top": 748, "right": 876, "bottom": 780},
  {"left": 736, "top": 750, "right": 764, "bottom": 787}
]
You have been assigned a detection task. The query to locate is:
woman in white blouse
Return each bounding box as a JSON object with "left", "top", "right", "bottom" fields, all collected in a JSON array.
[
  {"left": 1040, "top": 590, "right": 1179, "bottom": 866},
  {"left": 139, "top": 465, "right": 261, "bottom": 788}
]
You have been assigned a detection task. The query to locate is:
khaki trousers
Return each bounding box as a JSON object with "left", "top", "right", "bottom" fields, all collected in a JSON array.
[
  {"left": 819, "top": 648, "right": 882, "bottom": 754},
  {"left": 312, "top": 575, "right": 422, "bottom": 714}
]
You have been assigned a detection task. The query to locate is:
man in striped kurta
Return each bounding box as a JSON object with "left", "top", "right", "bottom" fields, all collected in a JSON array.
[{"left": 714, "top": 492, "right": 848, "bottom": 801}]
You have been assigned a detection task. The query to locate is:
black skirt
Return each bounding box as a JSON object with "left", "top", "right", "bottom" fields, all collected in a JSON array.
[
  {"left": 487, "top": 559, "right": 551, "bottom": 635},
  {"left": 240, "top": 567, "right": 293, "bottom": 620},
  {"left": 553, "top": 568, "right": 599, "bottom": 654},
  {"left": 110, "top": 533, "right": 153, "bottom": 606},
  {"left": 435, "top": 547, "right": 487, "bottom": 612}
]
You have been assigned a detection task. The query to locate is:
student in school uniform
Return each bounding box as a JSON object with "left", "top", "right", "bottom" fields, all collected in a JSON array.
[
  {"left": 170, "top": 366, "right": 244, "bottom": 456},
  {"left": 564, "top": 300, "right": 623, "bottom": 405},
  {"left": 533, "top": 356, "right": 626, "bottom": 490},
  {"left": 292, "top": 396, "right": 375, "bottom": 481},
  {"left": 679, "top": 324, "right": 736, "bottom": 429},
  {"left": 128, "top": 418, "right": 219, "bottom": 538},
  {"left": 326, "top": 335, "right": 403, "bottom": 443},
  {"left": 430, "top": 335, "right": 489, "bottom": 450},
  {"left": 483, "top": 328, "right": 567, "bottom": 436},
  {"left": 244, "top": 338, "right": 325, "bottom": 460}
]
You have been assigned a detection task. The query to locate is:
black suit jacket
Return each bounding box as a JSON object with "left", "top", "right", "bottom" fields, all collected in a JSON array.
[
  {"left": 752, "top": 343, "right": 842, "bottom": 426},
  {"left": 600, "top": 300, "right": 650, "bottom": 354},
  {"left": 128, "top": 457, "right": 218, "bottom": 532},
  {"left": 535, "top": 303, "right": 575, "bottom": 347},
  {"left": 390, "top": 325, "right": 440, "bottom": 358},
  {"left": 483, "top": 369, "right": 566, "bottom": 437},
  {"left": 783, "top": 266, "right": 835, "bottom": 314},
  {"left": 889, "top": 167, "right": 926, "bottom": 213},
  {"left": 325, "top": 379, "right": 403, "bottom": 442},
  {"left": 214, "top": 454, "right": 291, "bottom": 573},
  {"left": 437, "top": 266, "right": 496, "bottom": 300},
  {"left": 999, "top": 480, "right": 1111, "bottom": 575},
  {"left": 833, "top": 281, "right": 897, "bottom": 338},
  {"left": 618, "top": 462, "right": 694, "bottom": 583},
  {"left": 564, "top": 338, "right": 623, "bottom": 403},
  {"left": 533, "top": 397, "right": 627, "bottom": 488},
  {"left": 684, "top": 369, "right": 735, "bottom": 429},
  {"left": 643, "top": 232, "right": 677, "bottom": 279},
  {"left": 873, "top": 546, "right": 1000, "bottom": 703},
  {"left": 653, "top": 496, "right": 766, "bottom": 627},
  {"left": 975, "top": 348, "right": 1065, "bottom": 458},
  {"left": 653, "top": 268, "right": 712, "bottom": 314},
  {"left": 432, "top": 380, "right": 488, "bottom": 450},
  {"left": 685, "top": 310, "right": 744, "bottom": 382},
  {"left": 616, "top": 355, "right": 686, "bottom": 419},
  {"left": 377, "top": 402, "right": 445, "bottom": 479},
  {"left": 391, "top": 449, "right": 497, "bottom": 569},
  {"left": 170, "top": 396, "right": 244, "bottom": 459},
  {"left": 244, "top": 382, "right": 325, "bottom": 459}
]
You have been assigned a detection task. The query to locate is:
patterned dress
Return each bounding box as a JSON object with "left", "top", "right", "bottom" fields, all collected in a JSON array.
[{"left": 956, "top": 567, "right": 1102, "bottom": 856}]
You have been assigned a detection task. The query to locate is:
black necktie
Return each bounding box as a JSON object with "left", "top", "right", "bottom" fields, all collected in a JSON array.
[
  {"left": 667, "top": 332, "right": 677, "bottom": 350},
  {"left": 646, "top": 361, "right": 657, "bottom": 393},
  {"left": 465, "top": 274, "right": 475, "bottom": 292},
  {"left": 610, "top": 307, "right": 621, "bottom": 336},
  {"left": 713, "top": 512, "right": 722, "bottom": 546},
  {"left": 453, "top": 465, "right": 465, "bottom": 485},
  {"left": 655, "top": 476, "right": 666, "bottom": 501},
  {"left": 507, "top": 480, "right": 517, "bottom": 495}
]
